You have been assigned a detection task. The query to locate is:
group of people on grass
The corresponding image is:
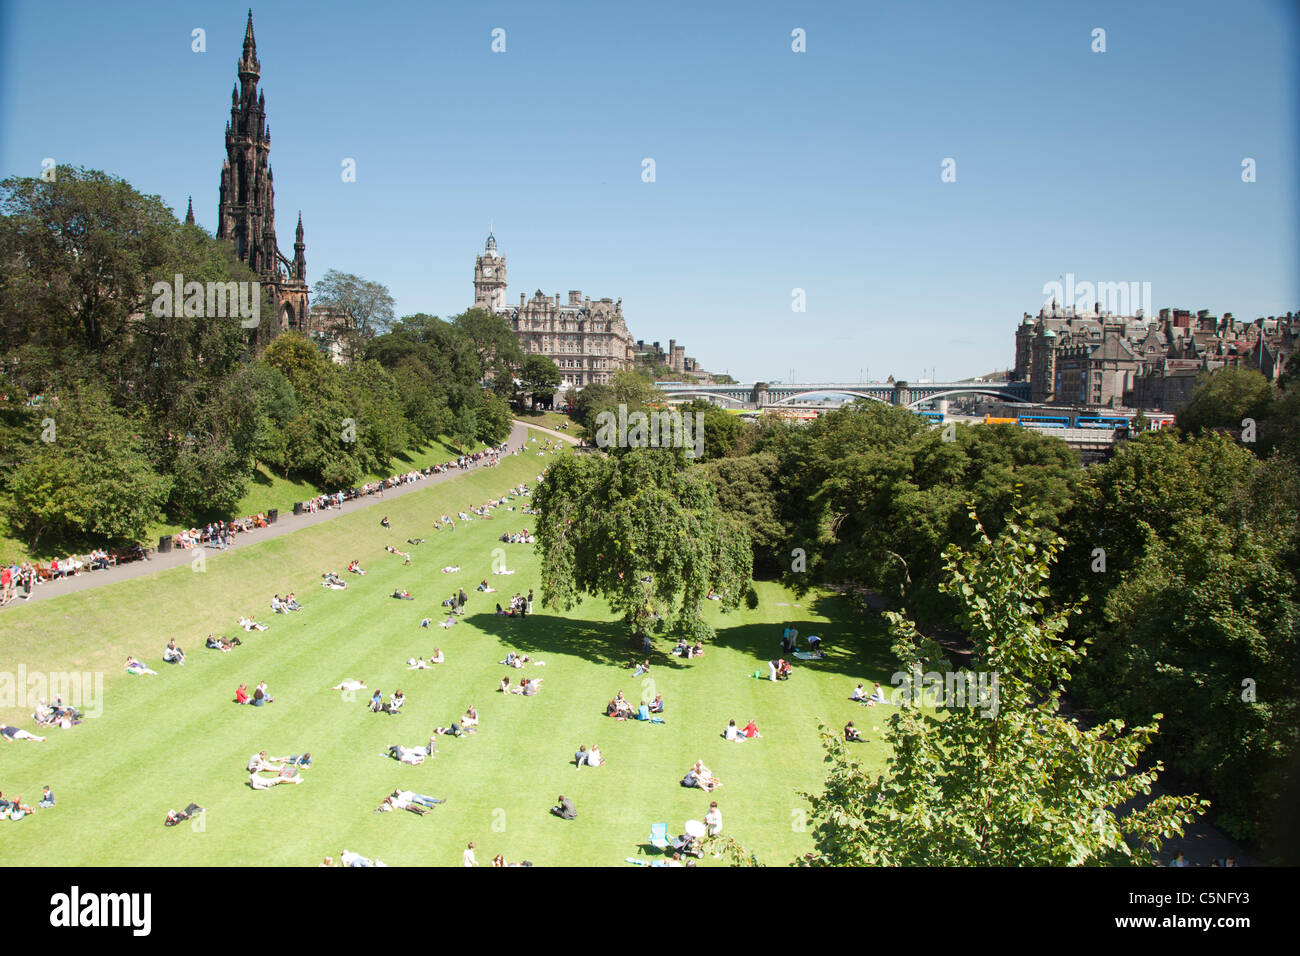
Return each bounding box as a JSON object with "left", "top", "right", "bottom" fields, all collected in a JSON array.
[
  {"left": 0, "top": 786, "right": 55, "bottom": 821},
  {"left": 234, "top": 681, "right": 274, "bottom": 706},
  {"left": 247, "top": 750, "right": 311, "bottom": 789}
]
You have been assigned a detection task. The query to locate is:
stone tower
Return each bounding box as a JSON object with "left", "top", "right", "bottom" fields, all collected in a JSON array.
[
  {"left": 216, "top": 10, "right": 309, "bottom": 333},
  {"left": 473, "top": 231, "right": 507, "bottom": 312}
]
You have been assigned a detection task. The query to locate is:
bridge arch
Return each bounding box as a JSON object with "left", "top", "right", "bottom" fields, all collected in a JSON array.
[
  {"left": 769, "top": 389, "right": 890, "bottom": 406},
  {"left": 904, "top": 387, "right": 1032, "bottom": 409},
  {"left": 661, "top": 390, "right": 750, "bottom": 408}
]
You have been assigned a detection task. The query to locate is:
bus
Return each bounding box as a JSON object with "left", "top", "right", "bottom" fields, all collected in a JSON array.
[{"left": 1018, "top": 415, "right": 1071, "bottom": 429}]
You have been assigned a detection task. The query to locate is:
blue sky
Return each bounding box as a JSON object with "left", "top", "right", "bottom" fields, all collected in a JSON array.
[{"left": 1, "top": 0, "right": 1296, "bottom": 382}]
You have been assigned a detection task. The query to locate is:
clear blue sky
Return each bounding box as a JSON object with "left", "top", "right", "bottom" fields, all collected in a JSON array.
[{"left": 2, "top": 0, "right": 1296, "bottom": 382}]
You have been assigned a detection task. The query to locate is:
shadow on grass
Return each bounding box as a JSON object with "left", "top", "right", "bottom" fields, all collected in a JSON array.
[
  {"left": 464, "top": 611, "right": 693, "bottom": 671},
  {"left": 710, "top": 589, "right": 898, "bottom": 684}
]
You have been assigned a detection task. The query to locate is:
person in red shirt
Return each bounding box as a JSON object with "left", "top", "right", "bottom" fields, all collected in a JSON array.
[{"left": 235, "top": 683, "right": 250, "bottom": 704}]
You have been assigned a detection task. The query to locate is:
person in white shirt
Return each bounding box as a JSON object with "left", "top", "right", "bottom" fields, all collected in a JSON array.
[
  {"left": 463, "top": 842, "right": 478, "bottom": 867},
  {"left": 724, "top": 719, "right": 744, "bottom": 742},
  {"left": 587, "top": 744, "right": 603, "bottom": 767},
  {"left": 705, "top": 801, "right": 722, "bottom": 837}
]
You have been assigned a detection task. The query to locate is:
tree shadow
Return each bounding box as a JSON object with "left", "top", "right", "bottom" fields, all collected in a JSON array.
[
  {"left": 709, "top": 589, "right": 899, "bottom": 684},
  {"left": 464, "top": 611, "right": 692, "bottom": 671}
]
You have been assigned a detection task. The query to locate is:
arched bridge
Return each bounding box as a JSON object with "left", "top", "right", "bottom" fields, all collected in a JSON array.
[{"left": 656, "top": 381, "right": 1031, "bottom": 410}]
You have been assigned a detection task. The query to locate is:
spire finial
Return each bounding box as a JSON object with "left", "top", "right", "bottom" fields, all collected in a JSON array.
[{"left": 185, "top": 196, "right": 195, "bottom": 225}]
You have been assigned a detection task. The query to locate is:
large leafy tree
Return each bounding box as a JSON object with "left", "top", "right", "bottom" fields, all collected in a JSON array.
[
  {"left": 310, "top": 269, "right": 395, "bottom": 339},
  {"left": 533, "top": 448, "right": 753, "bottom": 642},
  {"left": 799, "top": 506, "right": 1207, "bottom": 866},
  {"left": 1176, "top": 366, "right": 1273, "bottom": 439},
  {"left": 453, "top": 308, "right": 523, "bottom": 394},
  {"left": 519, "top": 354, "right": 561, "bottom": 407},
  {"left": 6, "top": 387, "right": 172, "bottom": 544}
]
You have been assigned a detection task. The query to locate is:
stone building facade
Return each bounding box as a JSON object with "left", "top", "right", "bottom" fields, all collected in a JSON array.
[
  {"left": 1013, "top": 301, "right": 1300, "bottom": 411},
  {"left": 472, "top": 232, "right": 634, "bottom": 387}
]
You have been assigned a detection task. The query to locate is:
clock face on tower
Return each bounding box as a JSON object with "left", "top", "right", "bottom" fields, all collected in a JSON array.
[{"left": 483, "top": 266, "right": 494, "bottom": 278}]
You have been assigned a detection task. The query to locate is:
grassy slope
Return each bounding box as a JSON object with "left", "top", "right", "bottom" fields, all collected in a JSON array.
[{"left": 0, "top": 433, "right": 895, "bottom": 867}]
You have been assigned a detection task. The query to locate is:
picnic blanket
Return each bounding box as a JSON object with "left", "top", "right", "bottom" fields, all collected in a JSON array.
[{"left": 793, "top": 651, "right": 825, "bottom": 661}]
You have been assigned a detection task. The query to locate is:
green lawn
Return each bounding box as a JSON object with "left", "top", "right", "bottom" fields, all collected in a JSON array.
[
  {"left": 0, "top": 432, "right": 895, "bottom": 866},
  {"left": 514, "top": 409, "right": 578, "bottom": 433}
]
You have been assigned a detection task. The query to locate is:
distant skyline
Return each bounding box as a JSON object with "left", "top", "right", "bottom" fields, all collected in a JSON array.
[{"left": 1, "top": 0, "right": 1296, "bottom": 381}]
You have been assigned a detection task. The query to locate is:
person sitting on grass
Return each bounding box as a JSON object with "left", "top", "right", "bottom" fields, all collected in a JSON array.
[
  {"left": 685, "top": 760, "right": 721, "bottom": 792},
  {"left": 163, "top": 639, "right": 186, "bottom": 665},
  {"left": 347, "top": 560, "right": 366, "bottom": 575},
  {"left": 125, "top": 657, "right": 157, "bottom": 676},
  {"left": 851, "top": 683, "right": 866, "bottom": 702},
  {"left": 723, "top": 718, "right": 745, "bottom": 742},
  {"left": 867, "top": 682, "right": 890, "bottom": 706},
  {"left": 742, "top": 719, "right": 761, "bottom": 739},
  {"left": 39, "top": 786, "right": 55, "bottom": 809},
  {"left": 500, "top": 677, "right": 512, "bottom": 694},
  {"left": 251, "top": 681, "right": 274, "bottom": 706},
  {"left": 271, "top": 594, "right": 285, "bottom": 614},
  {"left": 477, "top": 580, "right": 496, "bottom": 592},
  {"left": 235, "top": 683, "right": 250, "bottom": 704},
  {"left": 461, "top": 706, "right": 479, "bottom": 728},
  {"left": 632, "top": 659, "right": 650, "bottom": 677},
  {"left": 392, "top": 589, "right": 413, "bottom": 600},
  {"left": 648, "top": 694, "right": 665, "bottom": 715},
  {"left": 844, "top": 722, "right": 863, "bottom": 742},
  {"left": 248, "top": 750, "right": 285, "bottom": 774},
  {"left": 431, "top": 648, "right": 444, "bottom": 664},
  {"left": 586, "top": 744, "right": 604, "bottom": 768},
  {"left": 285, "top": 593, "right": 303, "bottom": 610},
  {"left": 550, "top": 795, "right": 577, "bottom": 820},
  {"left": 521, "top": 677, "right": 542, "bottom": 696},
  {"left": 384, "top": 690, "right": 406, "bottom": 715}
]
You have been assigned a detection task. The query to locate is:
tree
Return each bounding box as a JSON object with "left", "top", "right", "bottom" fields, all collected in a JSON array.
[
  {"left": 519, "top": 354, "right": 561, "bottom": 407},
  {"left": 6, "top": 387, "right": 171, "bottom": 544},
  {"left": 533, "top": 449, "right": 753, "bottom": 642},
  {"left": 310, "top": 269, "right": 396, "bottom": 353},
  {"left": 452, "top": 309, "right": 523, "bottom": 391},
  {"left": 1176, "top": 366, "right": 1273, "bottom": 439},
  {"left": 799, "top": 505, "right": 1207, "bottom": 866}
]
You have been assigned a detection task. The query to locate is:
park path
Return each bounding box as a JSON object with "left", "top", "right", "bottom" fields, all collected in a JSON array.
[
  {"left": 518, "top": 419, "right": 580, "bottom": 445},
  {"left": 7, "top": 421, "right": 533, "bottom": 608}
]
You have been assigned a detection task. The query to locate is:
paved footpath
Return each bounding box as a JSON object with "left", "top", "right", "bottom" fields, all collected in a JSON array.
[{"left": 9, "top": 420, "right": 539, "bottom": 608}]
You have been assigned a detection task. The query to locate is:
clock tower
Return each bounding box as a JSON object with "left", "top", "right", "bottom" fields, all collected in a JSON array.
[{"left": 473, "top": 231, "right": 507, "bottom": 312}]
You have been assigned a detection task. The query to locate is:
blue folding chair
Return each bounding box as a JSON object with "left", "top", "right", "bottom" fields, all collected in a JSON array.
[{"left": 649, "top": 822, "right": 670, "bottom": 851}]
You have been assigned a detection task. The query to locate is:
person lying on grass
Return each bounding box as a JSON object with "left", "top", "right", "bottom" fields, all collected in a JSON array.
[
  {"left": 441, "top": 565, "right": 460, "bottom": 574},
  {"left": 125, "top": 657, "right": 157, "bottom": 676},
  {"left": 164, "top": 803, "right": 204, "bottom": 827},
  {"left": 407, "top": 656, "right": 438, "bottom": 669},
  {"left": 392, "top": 589, "right": 413, "bottom": 600},
  {"left": 376, "top": 790, "right": 444, "bottom": 814},
  {"left": 434, "top": 722, "right": 475, "bottom": 737},
  {"left": 332, "top": 679, "right": 366, "bottom": 692},
  {"left": 683, "top": 760, "right": 721, "bottom": 792},
  {"left": 249, "top": 765, "right": 302, "bottom": 789},
  {"left": 321, "top": 572, "right": 346, "bottom": 589},
  {"left": 206, "top": 634, "right": 241, "bottom": 651},
  {"left": 386, "top": 743, "right": 432, "bottom": 765},
  {"left": 237, "top": 616, "right": 268, "bottom": 631},
  {"left": 1, "top": 725, "right": 45, "bottom": 743}
]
